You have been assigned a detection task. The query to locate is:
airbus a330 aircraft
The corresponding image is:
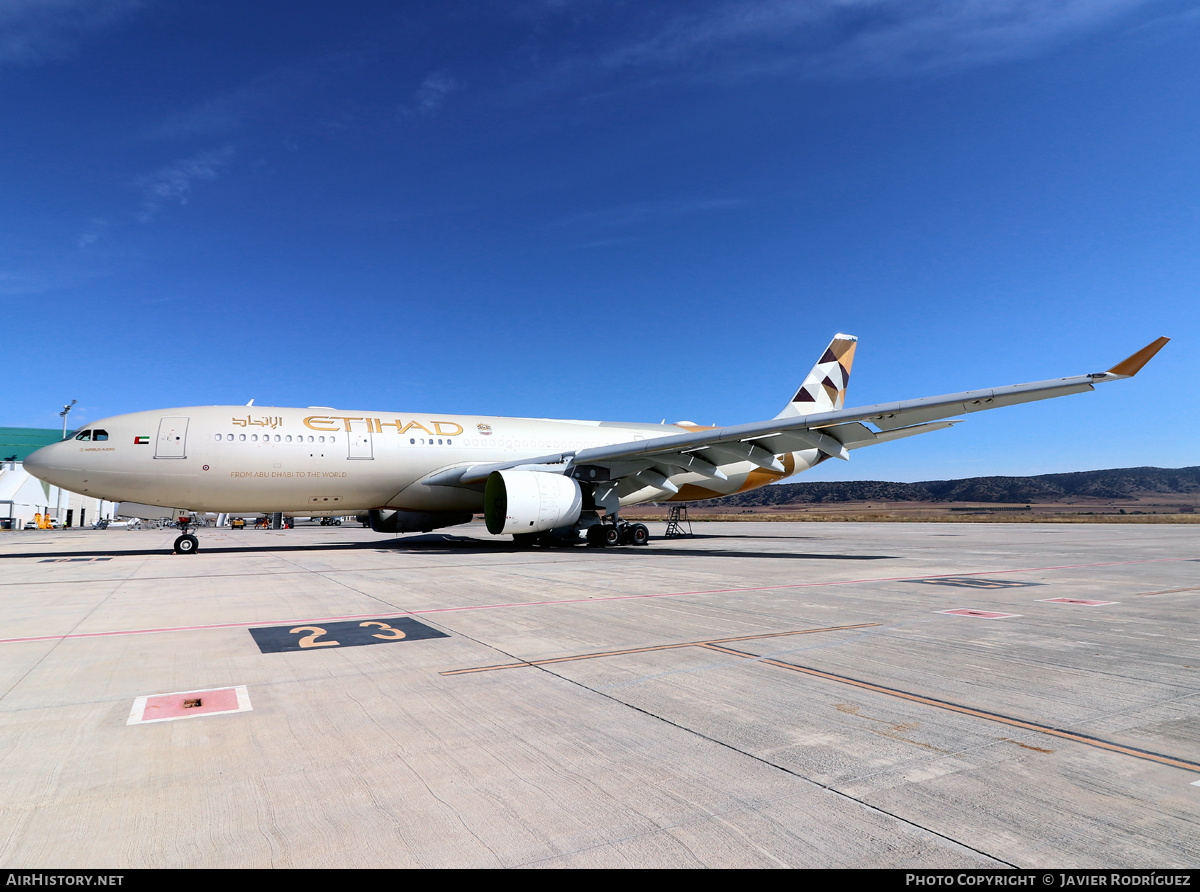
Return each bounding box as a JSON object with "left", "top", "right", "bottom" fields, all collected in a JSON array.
[{"left": 24, "top": 334, "right": 1169, "bottom": 554}]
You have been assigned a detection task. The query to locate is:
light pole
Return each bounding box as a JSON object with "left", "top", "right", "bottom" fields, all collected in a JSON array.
[{"left": 60, "top": 400, "right": 76, "bottom": 440}]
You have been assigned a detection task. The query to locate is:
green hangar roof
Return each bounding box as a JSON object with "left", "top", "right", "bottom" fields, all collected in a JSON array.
[{"left": 0, "top": 428, "right": 63, "bottom": 462}]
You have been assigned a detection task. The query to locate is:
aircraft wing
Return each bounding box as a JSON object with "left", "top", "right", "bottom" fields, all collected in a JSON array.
[{"left": 424, "top": 337, "right": 1168, "bottom": 490}]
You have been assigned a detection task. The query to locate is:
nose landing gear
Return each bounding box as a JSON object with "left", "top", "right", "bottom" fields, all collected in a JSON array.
[{"left": 173, "top": 515, "right": 199, "bottom": 555}]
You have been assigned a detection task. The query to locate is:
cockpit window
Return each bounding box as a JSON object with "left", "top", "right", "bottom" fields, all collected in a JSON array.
[
  {"left": 93, "top": 430, "right": 108, "bottom": 441},
  {"left": 74, "top": 430, "right": 92, "bottom": 441}
]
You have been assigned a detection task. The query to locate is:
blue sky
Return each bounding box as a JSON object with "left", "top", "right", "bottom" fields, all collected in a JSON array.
[{"left": 4, "top": 0, "right": 1197, "bottom": 481}]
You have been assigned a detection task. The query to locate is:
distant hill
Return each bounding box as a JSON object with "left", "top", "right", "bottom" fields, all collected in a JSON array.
[{"left": 693, "top": 467, "right": 1200, "bottom": 509}]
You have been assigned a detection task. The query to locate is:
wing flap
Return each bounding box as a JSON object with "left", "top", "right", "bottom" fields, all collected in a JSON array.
[{"left": 844, "top": 420, "right": 959, "bottom": 449}]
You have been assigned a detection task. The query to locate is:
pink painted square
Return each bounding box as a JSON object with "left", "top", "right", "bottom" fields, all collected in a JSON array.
[{"left": 139, "top": 687, "right": 240, "bottom": 721}]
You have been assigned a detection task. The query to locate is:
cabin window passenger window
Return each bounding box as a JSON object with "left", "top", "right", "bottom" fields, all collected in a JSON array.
[
  {"left": 74, "top": 431, "right": 91, "bottom": 441},
  {"left": 286, "top": 435, "right": 292, "bottom": 442},
  {"left": 239, "top": 434, "right": 246, "bottom": 441},
  {"left": 215, "top": 434, "right": 222, "bottom": 441},
  {"left": 409, "top": 438, "right": 415, "bottom": 444},
  {"left": 275, "top": 435, "right": 281, "bottom": 442},
  {"left": 319, "top": 436, "right": 325, "bottom": 443}
]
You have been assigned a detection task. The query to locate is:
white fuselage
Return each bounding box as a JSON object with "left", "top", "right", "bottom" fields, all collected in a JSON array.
[{"left": 24, "top": 406, "right": 816, "bottom": 515}]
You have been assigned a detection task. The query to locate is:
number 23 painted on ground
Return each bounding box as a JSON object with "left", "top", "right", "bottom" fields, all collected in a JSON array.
[{"left": 289, "top": 621, "right": 407, "bottom": 648}]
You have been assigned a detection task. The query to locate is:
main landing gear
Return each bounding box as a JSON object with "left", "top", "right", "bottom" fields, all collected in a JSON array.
[
  {"left": 173, "top": 515, "right": 199, "bottom": 555},
  {"left": 586, "top": 520, "right": 650, "bottom": 548},
  {"left": 509, "top": 517, "right": 650, "bottom": 549}
]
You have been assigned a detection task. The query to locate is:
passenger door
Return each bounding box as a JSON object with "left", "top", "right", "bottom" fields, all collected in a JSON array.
[
  {"left": 155, "top": 416, "right": 189, "bottom": 459},
  {"left": 348, "top": 424, "right": 373, "bottom": 460}
]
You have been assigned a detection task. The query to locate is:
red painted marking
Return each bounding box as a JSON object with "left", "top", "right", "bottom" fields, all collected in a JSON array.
[
  {"left": 939, "top": 608, "right": 1020, "bottom": 619},
  {"left": 1039, "top": 598, "right": 1116, "bottom": 606},
  {"left": 141, "top": 687, "right": 239, "bottom": 720},
  {"left": 1, "top": 555, "right": 1189, "bottom": 646}
]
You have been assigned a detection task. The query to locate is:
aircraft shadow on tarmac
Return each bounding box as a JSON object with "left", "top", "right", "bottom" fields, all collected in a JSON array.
[{"left": 3, "top": 533, "right": 898, "bottom": 562}]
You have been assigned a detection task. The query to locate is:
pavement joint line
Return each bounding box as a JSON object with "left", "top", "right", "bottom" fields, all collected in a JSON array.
[
  {"left": 518, "top": 642, "right": 1016, "bottom": 868},
  {"left": 1, "top": 552, "right": 1194, "bottom": 592},
  {"left": 435, "top": 612, "right": 1016, "bottom": 868},
  {"left": 442, "top": 620, "right": 1200, "bottom": 775},
  {"left": 271, "top": 551, "right": 412, "bottom": 617},
  {"left": 699, "top": 642, "right": 1200, "bottom": 773},
  {"left": 2, "top": 553, "right": 1194, "bottom": 646},
  {"left": 0, "top": 554, "right": 623, "bottom": 586},
  {"left": 0, "top": 555, "right": 149, "bottom": 706},
  {"left": 438, "top": 623, "right": 881, "bottom": 675},
  {"left": 1132, "top": 586, "right": 1200, "bottom": 597}
]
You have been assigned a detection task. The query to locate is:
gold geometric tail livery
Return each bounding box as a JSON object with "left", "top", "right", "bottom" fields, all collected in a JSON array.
[
  {"left": 776, "top": 333, "right": 858, "bottom": 418},
  {"left": 21, "top": 333, "right": 1167, "bottom": 554}
]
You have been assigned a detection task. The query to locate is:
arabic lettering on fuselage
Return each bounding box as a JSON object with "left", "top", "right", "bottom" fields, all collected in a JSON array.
[{"left": 231, "top": 416, "right": 284, "bottom": 429}]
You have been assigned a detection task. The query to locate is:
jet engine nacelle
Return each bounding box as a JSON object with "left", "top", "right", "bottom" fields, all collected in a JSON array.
[
  {"left": 484, "top": 470, "right": 583, "bottom": 535},
  {"left": 368, "top": 508, "right": 474, "bottom": 534}
]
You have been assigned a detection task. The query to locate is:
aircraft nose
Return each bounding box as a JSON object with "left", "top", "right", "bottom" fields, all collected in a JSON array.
[
  {"left": 22, "top": 441, "right": 68, "bottom": 486},
  {"left": 23, "top": 443, "right": 51, "bottom": 478}
]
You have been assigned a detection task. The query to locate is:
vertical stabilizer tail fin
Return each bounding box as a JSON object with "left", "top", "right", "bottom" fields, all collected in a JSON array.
[{"left": 776, "top": 333, "right": 858, "bottom": 419}]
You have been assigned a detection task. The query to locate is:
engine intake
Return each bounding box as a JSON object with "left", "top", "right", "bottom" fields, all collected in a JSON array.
[{"left": 484, "top": 470, "right": 583, "bottom": 535}]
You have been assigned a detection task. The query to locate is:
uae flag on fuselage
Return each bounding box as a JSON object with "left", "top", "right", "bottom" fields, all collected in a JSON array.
[{"left": 134, "top": 436, "right": 150, "bottom": 444}]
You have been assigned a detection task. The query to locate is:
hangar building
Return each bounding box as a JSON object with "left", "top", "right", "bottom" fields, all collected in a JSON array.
[{"left": 0, "top": 427, "right": 114, "bottom": 529}]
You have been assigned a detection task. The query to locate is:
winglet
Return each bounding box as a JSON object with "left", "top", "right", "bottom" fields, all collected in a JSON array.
[{"left": 1105, "top": 337, "right": 1170, "bottom": 378}]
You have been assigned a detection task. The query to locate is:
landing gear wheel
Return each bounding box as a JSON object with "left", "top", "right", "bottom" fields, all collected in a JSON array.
[
  {"left": 174, "top": 534, "right": 198, "bottom": 555},
  {"left": 603, "top": 525, "right": 620, "bottom": 547},
  {"left": 512, "top": 532, "right": 538, "bottom": 549},
  {"left": 629, "top": 523, "right": 650, "bottom": 546},
  {"left": 586, "top": 525, "right": 607, "bottom": 547}
]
